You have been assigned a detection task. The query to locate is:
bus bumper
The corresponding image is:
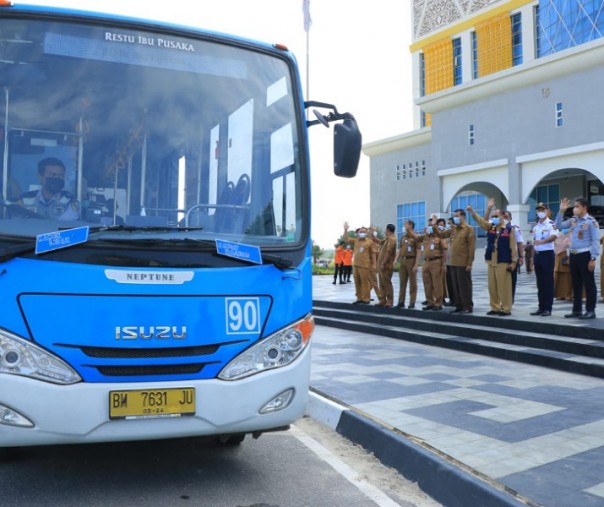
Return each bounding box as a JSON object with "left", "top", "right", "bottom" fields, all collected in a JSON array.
[{"left": 0, "top": 350, "right": 310, "bottom": 447}]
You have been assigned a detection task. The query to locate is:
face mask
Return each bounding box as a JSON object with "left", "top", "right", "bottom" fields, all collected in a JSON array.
[
  {"left": 358, "top": 232, "right": 367, "bottom": 239},
  {"left": 44, "top": 177, "right": 65, "bottom": 195},
  {"left": 426, "top": 226, "right": 433, "bottom": 234},
  {"left": 537, "top": 211, "right": 546, "bottom": 220},
  {"left": 437, "top": 225, "right": 445, "bottom": 231},
  {"left": 490, "top": 217, "right": 500, "bottom": 226},
  {"left": 372, "top": 231, "right": 378, "bottom": 237},
  {"left": 453, "top": 217, "right": 461, "bottom": 225}
]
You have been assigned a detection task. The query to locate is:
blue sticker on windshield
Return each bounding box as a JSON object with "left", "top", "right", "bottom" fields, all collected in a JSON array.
[
  {"left": 215, "top": 239, "right": 262, "bottom": 265},
  {"left": 35, "top": 226, "right": 90, "bottom": 255}
]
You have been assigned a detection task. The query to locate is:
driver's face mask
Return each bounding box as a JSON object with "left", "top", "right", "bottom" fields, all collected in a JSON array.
[{"left": 44, "top": 177, "right": 65, "bottom": 195}]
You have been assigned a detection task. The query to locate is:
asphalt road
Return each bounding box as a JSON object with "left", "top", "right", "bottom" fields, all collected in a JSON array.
[{"left": 0, "top": 417, "right": 439, "bottom": 507}]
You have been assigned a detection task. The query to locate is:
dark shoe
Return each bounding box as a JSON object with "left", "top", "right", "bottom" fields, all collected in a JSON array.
[
  {"left": 422, "top": 300, "right": 428, "bottom": 305},
  {"left": 530, "top": 309, "right": 544, "bottom": 316},
  {"left": 332, "top": 281, "right": 336, "bottom": 285},
  {"left": 444, "top": 301, "right": 455, "bottom": 307},
  {"left": 458, "top": 309, "right": 472, "bottom": 314},
  {"left": 352, "top": 300, "right": 362, "bottom": 305},
  {"left": 422, "top": 305, "right": 434, "bottom": 311},
  {"left": 486, "top": 310, "right": 500, "bottom": 315},
  {"left": 499, "top": 312, "right": 511, "bottom": 316},
  {"left": 452, "top": 308, "right": 463, "bottom": 313},
  {"left": 339, "top": 281, "right": 344, "bottom": 284},
  {"left": 564, "top": 312, "right": 582, "bottom": 318},
  {"left": 579, "top": 311, "right": 596, "bottom": 320},
  {"left": 540, "top": 310, "right": 551, "bottom": 317},
  {"left": 396, "top": 302, "right": 405, "bottom": 308},
  {"left": 407, "top": 303, "right": 415, "bottom": 309},
  {"left": 360, "top": 301, "right": 371, "bottom": 305},
  {"left": 432, "top": 306, "right": 443, "bottom": 311}
]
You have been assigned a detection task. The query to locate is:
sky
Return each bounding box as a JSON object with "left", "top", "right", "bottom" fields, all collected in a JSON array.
[{"left": 20, "top": 0, "right": 414, "bottom": 249}]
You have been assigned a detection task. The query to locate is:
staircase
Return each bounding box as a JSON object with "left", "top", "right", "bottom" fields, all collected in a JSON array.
[{"left": 313, "top": 300, "right": 604, "bottom": 378}]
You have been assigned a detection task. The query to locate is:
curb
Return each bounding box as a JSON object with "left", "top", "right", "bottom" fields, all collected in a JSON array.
[{"left": 306, "top": 389, "right": 532, "bottom": 507}]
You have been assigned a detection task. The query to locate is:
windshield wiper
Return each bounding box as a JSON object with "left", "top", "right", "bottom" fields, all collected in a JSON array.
[
  {"left": 0, "top": 228, "right": 294, "bottom": 270},
  {"left": 0, "top": 241, "right": 38, "bottom": 264},
  {"left": 0, "top": 225, "right": 204, "bottom": 263},
  {"left": 261, "top": 253, "right": 294, "bottom": 270}
]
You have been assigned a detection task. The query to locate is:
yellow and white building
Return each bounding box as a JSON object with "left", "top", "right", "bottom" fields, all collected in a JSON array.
[{"left": 364, "top": 0, "right": 604, "bottom": 238}]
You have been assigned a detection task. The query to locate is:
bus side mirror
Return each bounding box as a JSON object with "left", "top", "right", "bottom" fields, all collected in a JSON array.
[{"left": 334, "top": 119, "right": 361, "bottom": 178}]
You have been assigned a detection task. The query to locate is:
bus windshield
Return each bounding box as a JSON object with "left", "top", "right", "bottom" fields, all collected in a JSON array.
[{"left": 0, "top": 17, "right": 304, "bottom": 247}]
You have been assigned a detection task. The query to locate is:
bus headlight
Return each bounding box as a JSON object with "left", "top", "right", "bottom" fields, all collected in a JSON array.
[
  {"left": 0, "top": 330, "right": 81, "bottom": 385},
  {"left": 218, "top": 314, "right": 314, "bottom": 380}
]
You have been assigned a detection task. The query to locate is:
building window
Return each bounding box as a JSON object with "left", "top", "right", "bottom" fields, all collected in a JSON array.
[
  {"left": 450, "top": 193, "right": 487, "bottom": 237},
  {"left": 555, "top": 102, "right": 563, "bottom": 127},
  {"left": 453, "top": 37, "right": 462, "bottom": 85},
  {"left": 397, "top": 201, "right": 426, "bottom": 239},
  {"left": 529, "top": 184, "right": 560, "bottom": 216},
  {"left": 421, "top": 111, "right": 432, "bottom": 128},
  {"left": 419, "top": 52, "right": 426, "bottom": 97},
  {"left": 471, "top": 31, "right": 478, "bottom": 79},
  {"left": 511, "top": 12, "right": 523, "bottom": 65},
  {"left": 538, "top": 0, "right": 604, "bottom": 57},
  {"left": 534, "top": 5, "right": 541, "bottom": 58},
  {"left": 468, "top": 124, "right": 475, "bottom": 145}
]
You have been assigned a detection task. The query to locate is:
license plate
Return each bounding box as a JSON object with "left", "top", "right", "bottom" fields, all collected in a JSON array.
[{"left": 109, "top": 387, "right": 195, "bottom": 420}]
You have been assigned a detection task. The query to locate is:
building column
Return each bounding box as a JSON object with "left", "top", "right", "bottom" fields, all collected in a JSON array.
[
  {"left": 508, "top": 159, "right": 530, "bottom": 239},
  {"left": 508, "top": 203, "right": 531, "bottom": 241}
]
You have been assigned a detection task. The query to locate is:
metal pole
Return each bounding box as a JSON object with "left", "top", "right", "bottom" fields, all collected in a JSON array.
[
  {"left": 140, "top": 132, "right": 147, "bottom": 214},
  {"left": 77, "top": 116, "right": 84, "bottom": 202},
  {"left": 2, "top": 88, "right": 10, "bottom": 203},
  {"left": 305, "top": 28, "right": 310, "bottom": 100}
]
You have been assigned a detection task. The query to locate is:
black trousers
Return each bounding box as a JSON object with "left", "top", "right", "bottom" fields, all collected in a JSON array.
[
  {"left": 450, "top": 266, "right": 472, "bottom": 311},
  {"left": 445, "top": 265, "right": 455, "bottom": 305},
  {"left": 570, "top": 251, "right": 597, "bottom": 312},
  {"left": 333, "top": 263, "right": 344, "bottom": 282},
  {"left": 534, "top": 250, "right": 554, "bottom": 312}
]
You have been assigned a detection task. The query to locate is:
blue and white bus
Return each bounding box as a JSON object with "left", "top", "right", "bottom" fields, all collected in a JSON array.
[{"left": 0, "top": 2, "right": 360, "bottom": 447}]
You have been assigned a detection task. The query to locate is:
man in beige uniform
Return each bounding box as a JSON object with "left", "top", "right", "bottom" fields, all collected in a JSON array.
[
  {"left": 368, "top": 227, "right": 382, "bottom": 304},
  {"left": 396, "top": 220, "right": 419, "bottom": 309},
  {"left": 434, "top": 209, "right": 476, "bottom": 313},
  {"left": 414, "top": 220, "right": 447, "bottom": 311},
  {"left": 467, "top": 204, "right": 518, "bottom": 315},
  {"left": 376, "top": 223, "right": 397, "bottom": 307},
  {"left": 344, "top": 222, "right": 373, "bottom": 304}
]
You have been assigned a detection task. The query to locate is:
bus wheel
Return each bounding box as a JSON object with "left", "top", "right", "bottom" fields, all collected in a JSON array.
[{"left": 214, "top": 433, "right": 245, "bottom": 446}]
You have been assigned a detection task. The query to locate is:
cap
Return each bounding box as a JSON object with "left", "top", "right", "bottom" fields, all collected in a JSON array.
[{"left": 536, "top": 202, "right": 549, "bottom": 210}]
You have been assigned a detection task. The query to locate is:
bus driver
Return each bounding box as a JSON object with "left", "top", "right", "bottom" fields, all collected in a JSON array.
[{"left": 19, "top": 157, "right": 80, "bottom": 220}]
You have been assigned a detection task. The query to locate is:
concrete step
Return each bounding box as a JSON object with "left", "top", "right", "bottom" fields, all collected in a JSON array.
[{"left": 312, "top": 301, "right": 604, "bottom": 379}]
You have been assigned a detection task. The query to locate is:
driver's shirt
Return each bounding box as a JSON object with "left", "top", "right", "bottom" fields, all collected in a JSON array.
[{"left": 19, "top": 190, "right": 80, "bottom": 220}]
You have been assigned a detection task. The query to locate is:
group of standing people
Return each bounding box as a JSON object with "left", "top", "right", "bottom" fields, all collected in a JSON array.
[
  {"left": 332, "top": 243, "right": 353, "bottom": 285},
  {"left": 335, "top": 195, "right": 602, "bottom": 320}
]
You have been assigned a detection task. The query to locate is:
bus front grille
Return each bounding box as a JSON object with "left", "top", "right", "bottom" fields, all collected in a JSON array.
[{"left": 95, "top": 363, "right": 211, "bottom": 376}]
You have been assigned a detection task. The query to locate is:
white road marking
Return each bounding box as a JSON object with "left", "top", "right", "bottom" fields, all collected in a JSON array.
[{"left": 291, "top": 424, "right": 402, "bottom": 507}]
